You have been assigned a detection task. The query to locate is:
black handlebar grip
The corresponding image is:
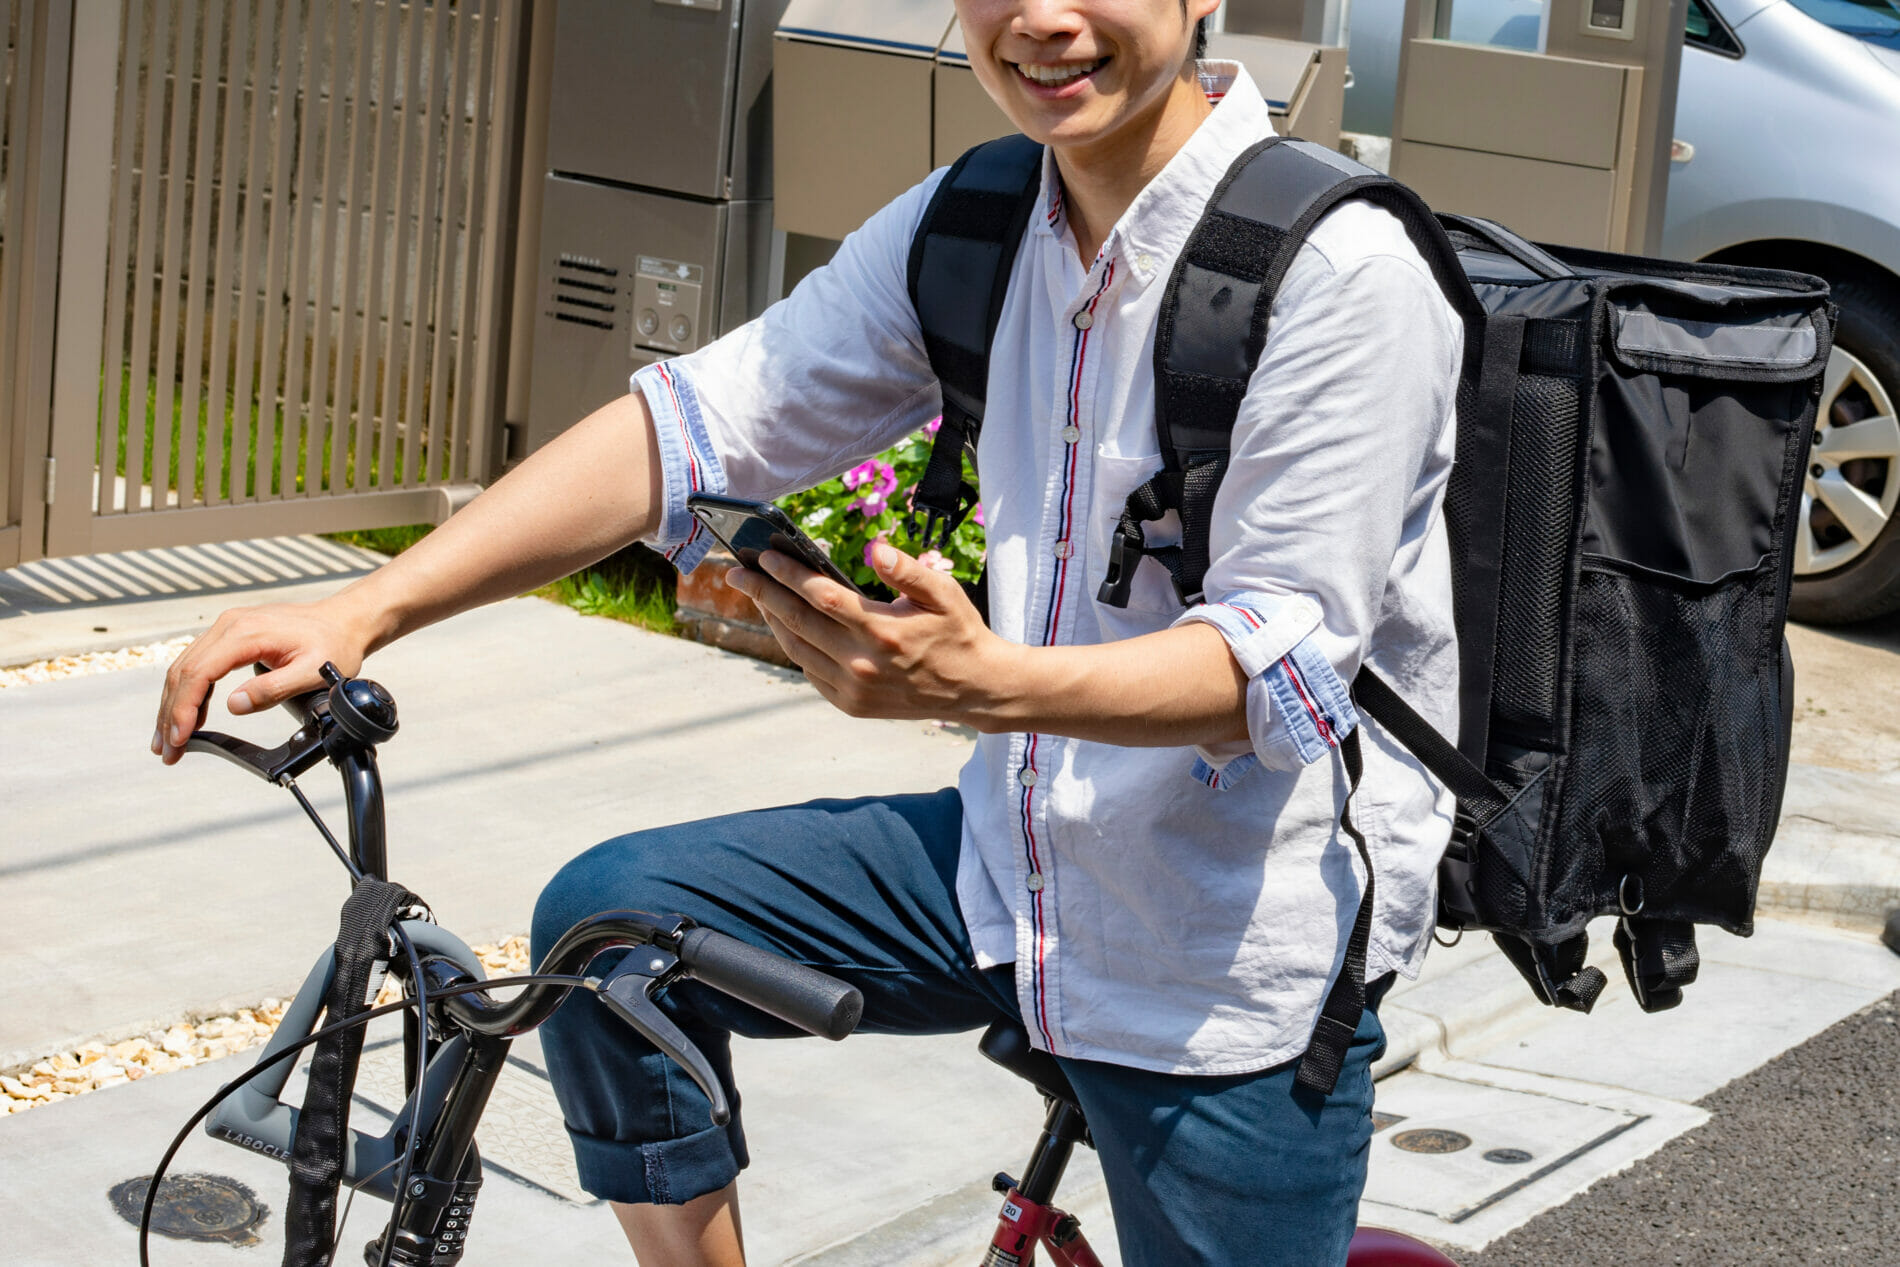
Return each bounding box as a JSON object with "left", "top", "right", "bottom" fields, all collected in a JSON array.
[{"left": 676, "top": 928, "right": 862, "bottom": 1041}]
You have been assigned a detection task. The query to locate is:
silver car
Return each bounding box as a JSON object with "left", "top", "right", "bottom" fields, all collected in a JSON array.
[{"left": 1342, "top": 0, "right": 1900, "bottom": 622}]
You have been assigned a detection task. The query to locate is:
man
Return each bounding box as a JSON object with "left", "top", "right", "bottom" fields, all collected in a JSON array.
[{"left": 154, "top": 2, "right": 1461, "bottom": 1262}]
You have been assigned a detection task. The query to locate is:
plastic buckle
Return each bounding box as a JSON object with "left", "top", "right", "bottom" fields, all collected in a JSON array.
[{"left": 1096, "top": 531, "right": 1140, "bottom": 607}]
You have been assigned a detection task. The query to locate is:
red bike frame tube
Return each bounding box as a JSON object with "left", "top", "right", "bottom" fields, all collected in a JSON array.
[{"left": 986, "top": 1188, "right": 1104, "bottom": 1267}]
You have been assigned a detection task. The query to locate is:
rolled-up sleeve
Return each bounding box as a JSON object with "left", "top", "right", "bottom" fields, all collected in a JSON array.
[
  {"left": 1174, "top": 215, "right": 1462, "bottom": 786},
  {"left": 635, "top": 170, "right": 950, "bottom": 571}
]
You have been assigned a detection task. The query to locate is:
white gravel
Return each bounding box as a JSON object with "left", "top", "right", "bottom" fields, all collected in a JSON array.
[
  {"left": 0, "top": 635, "right": 194, "bottom": 688},
  {"left": 0, "top": 935, "right": 531, "bottom": 1116}
]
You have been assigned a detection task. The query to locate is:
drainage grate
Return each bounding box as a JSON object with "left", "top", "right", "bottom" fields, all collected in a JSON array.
[
  {"left": 1391, "top": 1128, "right": 1473, "bottom": 1155},
  {"left": 108, "top": 1173, "right": 268, "bottom": 1246}
]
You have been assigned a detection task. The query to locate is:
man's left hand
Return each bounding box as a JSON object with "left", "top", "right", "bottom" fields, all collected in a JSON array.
[{"left": 725, "top": 541, "right": 1016, "bottom": 728}]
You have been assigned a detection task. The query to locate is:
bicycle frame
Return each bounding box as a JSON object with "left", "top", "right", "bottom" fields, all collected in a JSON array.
[{"left": 985, "top": 1094, "right": 1104, "bottom": 1266}]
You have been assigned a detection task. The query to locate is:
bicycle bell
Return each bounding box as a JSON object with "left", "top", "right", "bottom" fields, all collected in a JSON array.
[{"left": 319, "top": 661, "right": 399, "bottom": 745}]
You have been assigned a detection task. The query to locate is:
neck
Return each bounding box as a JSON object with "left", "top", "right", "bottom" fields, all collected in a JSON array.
[{"left": 1052, "top": 66, "right": 1212, "bottom": 264}]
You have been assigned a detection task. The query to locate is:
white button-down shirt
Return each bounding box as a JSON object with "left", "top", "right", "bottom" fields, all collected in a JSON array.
[{"left": 635, "top": 63, "right": 1462, "bottom": 1075}]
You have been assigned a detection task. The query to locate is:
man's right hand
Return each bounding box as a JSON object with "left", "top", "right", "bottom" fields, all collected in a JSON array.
[{"left": 153, "top": 597, "right": 374, "bottom": 764}]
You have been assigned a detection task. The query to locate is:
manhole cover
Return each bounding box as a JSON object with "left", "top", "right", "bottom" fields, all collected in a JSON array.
[
  {"left": 1390, "top": 1128, "right": 1472, "bottom": 1155},
  {"left": 1484, "top": 1148, "right": 1534, "bottom": 1164},
  {"left": 109, "top": 1173, "right": 268, "bottom": 1245}
]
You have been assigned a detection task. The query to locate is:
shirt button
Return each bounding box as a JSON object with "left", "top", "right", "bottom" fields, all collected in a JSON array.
[
  {"left": 1019, "top": 767, "right": 1039, "bottom": 787},
  {"left": 1061, "top": 425, "right": 1080, "bottom": 444},
  {"left": 1026, "top": 872, "right": 1046, "bottom": 892},
  {"left": 1072, "top": 310, "right": 1094, "bottom": 331},
  {"left": 1137, "top": 252, "right": 1155, "bottom": 272},
  {"left": 1053, "top": 541, "right": 1073, "bottom": 560}
]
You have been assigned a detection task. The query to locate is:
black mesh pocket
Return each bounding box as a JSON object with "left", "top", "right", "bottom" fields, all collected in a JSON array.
[
  {"left": 1546, "top": 560, "right": 1786, "bottom": 934},
  {"left": 1492, "top": 374, "right": 1584, "bottom": 738}
]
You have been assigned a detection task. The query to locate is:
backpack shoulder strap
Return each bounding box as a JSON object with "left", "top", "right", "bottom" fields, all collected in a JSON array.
[
  {"left": 1103, "top": 136, "right": 1486, "bottom": 608},
  {"left": 907, "top": 134, "right": 1045, "bottom": 547}
]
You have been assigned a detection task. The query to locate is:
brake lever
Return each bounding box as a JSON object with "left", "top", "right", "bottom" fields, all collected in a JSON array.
[
  {"left": 181, "top": 664, "right": 337, "bottom": 781},
  {"left": 183, "top": 724, "right": 327, "bottom": 784},
  {"left": 595, "top": 953, "right": 732, "bottom": 1126}
]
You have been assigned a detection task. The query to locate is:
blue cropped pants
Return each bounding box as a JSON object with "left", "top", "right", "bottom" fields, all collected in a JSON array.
[{"left": 531, "top": 790, "right": 1390, "bottom": 1267}]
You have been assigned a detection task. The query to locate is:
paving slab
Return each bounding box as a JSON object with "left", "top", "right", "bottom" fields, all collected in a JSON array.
[{"left": 1474, "top": 917, "right": 1900, "bottom": 1105}]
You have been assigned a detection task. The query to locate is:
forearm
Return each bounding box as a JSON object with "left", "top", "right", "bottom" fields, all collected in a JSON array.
[
  {"left": 977, "top": 623, "right": 1251, "bottom": 748},
  {"left": 329, "top": 390, "right": 664, "bottom": 652}
]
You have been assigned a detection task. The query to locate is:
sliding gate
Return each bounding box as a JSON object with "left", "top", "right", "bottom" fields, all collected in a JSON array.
[{"left": 8, "top": 0, "right": 529, "bottom": 565}]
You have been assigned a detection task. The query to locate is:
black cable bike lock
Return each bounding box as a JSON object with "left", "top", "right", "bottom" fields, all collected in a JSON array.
[{"left": 282, "top": 877, "right": 416, "bottom": 1267}]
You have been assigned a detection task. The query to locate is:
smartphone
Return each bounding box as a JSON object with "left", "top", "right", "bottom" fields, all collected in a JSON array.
[{"left": 686, "top": 493, "right": 866, "bottom": 596}]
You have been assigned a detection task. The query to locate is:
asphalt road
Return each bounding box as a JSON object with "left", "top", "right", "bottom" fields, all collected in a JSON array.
[{"left": 1461, "top": 987, "right": 1900, "bottom": 1266}]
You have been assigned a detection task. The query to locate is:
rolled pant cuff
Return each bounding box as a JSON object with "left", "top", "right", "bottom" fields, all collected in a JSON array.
[{"left": 567, "top": 1118, "right": 746, "bottom": 1206}]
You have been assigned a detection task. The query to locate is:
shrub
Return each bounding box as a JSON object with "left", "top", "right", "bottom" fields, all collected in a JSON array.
[{"left": 775, "top": 418, "right": 987, "bottom": 590}]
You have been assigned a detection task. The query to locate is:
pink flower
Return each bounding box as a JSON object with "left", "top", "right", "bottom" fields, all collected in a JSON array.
[
  {"left": 863, "top": 537, "right": 889, "bottom": 570},
  {"left": 971, "top": 502, "right": 986, "bottom": 528},
  {"left": 924, "top": 416, "right": 943, "bottom": 437},
  {"left": 842, "top": 460, "right": 880, "bottom": 491},
  {"left": 850, "top": 490, "right": 888, "bottom": 517},
  {"left": 918, "top": 549, "right": 956, "bottom": 574}
]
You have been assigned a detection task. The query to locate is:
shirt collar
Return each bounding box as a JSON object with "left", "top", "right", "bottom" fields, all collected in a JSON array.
[{"left": 1032, "top": 60, "right": 1275, "bottom": 286}]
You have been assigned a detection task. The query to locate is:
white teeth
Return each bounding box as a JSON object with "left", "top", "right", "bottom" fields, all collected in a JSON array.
[{"left": 1016, "top": 59, "right": 1103, "bottom": 85}]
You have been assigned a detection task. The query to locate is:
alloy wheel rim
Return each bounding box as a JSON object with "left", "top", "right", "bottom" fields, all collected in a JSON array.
[{"left": 1797, "top": 346, "right": 1900, "bottom": 576}]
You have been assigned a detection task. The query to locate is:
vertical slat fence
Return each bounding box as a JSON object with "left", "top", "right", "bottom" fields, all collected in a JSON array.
[
  {"left": 76, "top": 0, "right": 520, "bottom": 552},
  {"left": 0, "top": 0, "right": 28, "bottom": 539}
]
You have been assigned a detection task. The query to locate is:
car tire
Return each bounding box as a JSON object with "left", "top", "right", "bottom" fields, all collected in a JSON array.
[{"left": 1787, "top": 272, "right": 1900, "bottom": 625}]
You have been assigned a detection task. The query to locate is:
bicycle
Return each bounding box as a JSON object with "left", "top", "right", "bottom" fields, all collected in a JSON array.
[{"left": 149, "top": 663, "right": 1457, "bottom": 1267}]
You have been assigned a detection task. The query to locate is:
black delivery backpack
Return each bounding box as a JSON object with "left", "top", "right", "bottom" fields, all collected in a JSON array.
[{"left": 905, "top": 134, "right": 1836, "bottom": 1090}]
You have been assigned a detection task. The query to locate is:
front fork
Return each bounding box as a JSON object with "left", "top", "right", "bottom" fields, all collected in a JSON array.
[{"left": 983, "top": 1097, "right": 1104, "bottom": 1267}]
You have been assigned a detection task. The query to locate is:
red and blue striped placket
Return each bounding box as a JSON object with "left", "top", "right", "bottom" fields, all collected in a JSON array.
[{"left": 1018, "top": 257, "right": 1117, "bottom": 1052}]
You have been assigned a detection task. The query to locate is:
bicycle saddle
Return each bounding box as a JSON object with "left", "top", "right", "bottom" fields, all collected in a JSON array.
[{"left": 979, "top": 1018, "right": 1080, "bottom": 1108}]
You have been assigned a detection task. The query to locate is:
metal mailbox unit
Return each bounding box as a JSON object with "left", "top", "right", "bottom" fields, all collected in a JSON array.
[
  {"left": 524, "top": 0, "right": 791, "bottom": 457},
  {"left": 772, "top": 0, "right": 958, "bottom": 243},
  {"left": 1388, "top": 0, "right": 1687, "bottom": 252}
]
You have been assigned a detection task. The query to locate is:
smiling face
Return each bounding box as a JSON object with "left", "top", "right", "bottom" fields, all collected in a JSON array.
[{"left": 957, "top": 0, "right": 1221, "bottom": 163}]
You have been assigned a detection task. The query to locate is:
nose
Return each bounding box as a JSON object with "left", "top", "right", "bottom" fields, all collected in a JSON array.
[{"left": 1008, "top": 0, "right": 1086, "bottom": 42}]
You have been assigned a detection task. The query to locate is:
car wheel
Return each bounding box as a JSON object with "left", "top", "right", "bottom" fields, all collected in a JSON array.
[{"left": 1787, "top": 274, "right": 1900, "bottom": 625}]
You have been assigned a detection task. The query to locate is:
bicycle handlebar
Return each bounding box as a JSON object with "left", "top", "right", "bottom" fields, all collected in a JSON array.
[{"left": 677, "top": 926, "right": 863, "bottom": 1041}]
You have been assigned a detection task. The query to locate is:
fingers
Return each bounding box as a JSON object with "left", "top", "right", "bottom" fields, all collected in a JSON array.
[
  {"left": 729, "top": 559, "right": 864, "bottom": 665},
  {"left": 867, "top": 540, "right": 963, "bottom": 612},
  {"left": 755, "top": 605, "right": 836, "bottom": 684},
  {"left": 234, "top": 659, "right": 330, "bottom": 717},
  {"left": 753, "top": 551, "right": 868, "bottom": 624},
  {"left": 153, "top": 604, "right": 361, "bottom": 765}
]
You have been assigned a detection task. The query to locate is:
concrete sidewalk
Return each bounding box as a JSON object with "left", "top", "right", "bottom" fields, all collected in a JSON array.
[{"left": 3, "top": 541, "right": 1898, "bottom": 1262}]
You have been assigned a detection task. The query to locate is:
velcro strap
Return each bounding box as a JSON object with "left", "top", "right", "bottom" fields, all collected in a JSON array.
[
  {"left": 1615, "top": 917, "right": 1699, "bottom": 1012},
  {"left": 1492, "top": 931, "right": 1607, "bottom": 1014},
  {"left": 282, "top": 877, "right": 416, "bottom": 1267},
  {"left": 1296, "top": 729, "right": 1373, "bottom": 1096},
  {"left": 910, "top": 411, "right": 978, "bottom": 548}
]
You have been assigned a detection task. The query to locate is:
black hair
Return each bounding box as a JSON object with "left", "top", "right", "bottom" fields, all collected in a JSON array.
[{"left": 1194, "top": 16, "right": 1208, "bottom": 60}]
